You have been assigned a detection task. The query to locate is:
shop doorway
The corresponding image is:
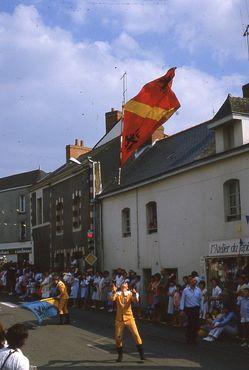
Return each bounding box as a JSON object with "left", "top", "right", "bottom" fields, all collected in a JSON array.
[
  {"left": 161, "top": 268, "right": 178, "bottom": 284},
  {"left": 17, "top": 253, "right": 29, "bottom": 266}
]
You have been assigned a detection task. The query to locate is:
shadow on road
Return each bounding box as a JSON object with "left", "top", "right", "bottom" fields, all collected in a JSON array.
[{"left": 39, "top": 359, "right": 198, "bottom": 370}]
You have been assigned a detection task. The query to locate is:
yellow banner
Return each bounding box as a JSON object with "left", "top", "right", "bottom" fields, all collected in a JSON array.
[{"left": 125, "top": 100, "right": 174, "bottom": 122}]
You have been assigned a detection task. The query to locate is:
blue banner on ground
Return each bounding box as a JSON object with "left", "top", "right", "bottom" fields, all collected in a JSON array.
[{"left": 22, "top": 298, "right": 58, "bottom": 324}]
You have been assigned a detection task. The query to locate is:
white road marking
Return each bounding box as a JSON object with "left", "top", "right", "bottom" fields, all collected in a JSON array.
[
  {"left": 86, "top": 343, "right": 110, "bottom": 354},
  {"left": 94, "top": 337, "right": 113, "bottom": 345},
  {"left": 0, "top": 302, "right": 18, "bottom": 308}
]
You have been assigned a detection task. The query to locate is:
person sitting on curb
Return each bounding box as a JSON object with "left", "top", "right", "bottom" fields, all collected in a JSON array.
[{"left": 203, "top": 304, "right": 238, "bottom": 342}]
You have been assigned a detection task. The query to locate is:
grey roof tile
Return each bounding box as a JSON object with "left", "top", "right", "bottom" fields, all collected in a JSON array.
[
  {"left": 102, "top": 121, "right": 215, "bottom": 193},
  {"left": 0, "top": 169, "right": 47, "bottom": 191},
  {"left": 213, "top": 95, "right": 249, "bottom": 121}
]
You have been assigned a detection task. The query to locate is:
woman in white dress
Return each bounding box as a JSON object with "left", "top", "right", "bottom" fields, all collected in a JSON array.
[
  {"left": 91, "top": 272, "right": 102, "bottom": 309},
  {"left": 41, "top": 272, "right": 51, "bottom": 299},
  {"left": 167, "top": 281, "right": 177, "bottom": 318},
  {"left": 70, "top": 274, "right": 80, "bottom": 307}
]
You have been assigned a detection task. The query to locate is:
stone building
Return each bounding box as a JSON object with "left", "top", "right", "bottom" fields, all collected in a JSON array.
[
  {"left": 0, "top": 169, "right": 46, "bottom": 264},
  {"left": 29, "top": 110, "right": 122, "bottom": 271}
]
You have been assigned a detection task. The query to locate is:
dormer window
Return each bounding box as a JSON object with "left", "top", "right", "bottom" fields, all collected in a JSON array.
[
  {"left": 223, "top": 125, "right": 234, "bottom": 150},
  {"left": 207, "top": 91, "right": 249, "bottom": 154}
]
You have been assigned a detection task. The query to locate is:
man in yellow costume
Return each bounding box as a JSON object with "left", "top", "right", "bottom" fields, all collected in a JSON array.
[
  {"left": 109, "top": 281, "right": 145, "bottom": 362},
  {"left": 53, "top": 275, "right": 69, "bottom": 325}
]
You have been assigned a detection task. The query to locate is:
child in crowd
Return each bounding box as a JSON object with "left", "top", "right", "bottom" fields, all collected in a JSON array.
[
  {"left": 173, "top": 285, "right": 182, "bottom": 327},
  {"left": 107, "top": 282, "right": 115, "bottom": 313},
  {"left": 199, "top": 281, "right": 208, "bottom": 321},
  {"left": 209, "top": 278, "right": 223, "bottom": 313},
  {"left": 237, "top": 287, "right": 249, "bottom": 347}
]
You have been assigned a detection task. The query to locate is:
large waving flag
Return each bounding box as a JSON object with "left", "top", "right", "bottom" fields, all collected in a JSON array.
[
  {"left": 121, "top": 67, "right": 180, "bottom": 166},
  {"left": 22, "top": 298, "right": 59, "bottom": 324}
]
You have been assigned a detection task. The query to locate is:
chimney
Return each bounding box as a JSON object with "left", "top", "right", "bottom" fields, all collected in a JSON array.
[
  {"left": 105, "top": 108, "right": 122, "bottom": 133},
  {"left": 139, "top": 126, "right": 166, "bottom": 149},
  {"left": 66, "top": 139, "right": 91, "bottom": 162},
  {"left": 242, "top": 83, "right": 249, "bottom": 98}
]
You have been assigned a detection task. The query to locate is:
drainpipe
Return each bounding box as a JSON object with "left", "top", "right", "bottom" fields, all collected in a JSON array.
[{"left": 136, "top": 189, "right": 140, "bottom": 269}]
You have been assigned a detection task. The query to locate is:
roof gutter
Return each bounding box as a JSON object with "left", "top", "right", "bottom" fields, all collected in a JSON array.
[
  {"left": 208, "top": 113, "right": 249, "bottom": 129},
  {"left": 0, "top": 184, "right": 33, "bottom": 193},
  {"left": 30, "top": 164, "right": 89, "bottom": 191}
]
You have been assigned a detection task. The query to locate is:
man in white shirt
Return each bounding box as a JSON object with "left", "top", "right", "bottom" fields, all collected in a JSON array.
[
  {"left": 180, "top": 277, "right": 202, "bottom": 345},
  {"left": 0, "top": 324, "right": 30, "bottom": 370}
]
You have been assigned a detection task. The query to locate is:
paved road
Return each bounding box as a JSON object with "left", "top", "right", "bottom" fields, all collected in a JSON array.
[{"left": 0, "top": 297, "right": 249, "bottom": 370}]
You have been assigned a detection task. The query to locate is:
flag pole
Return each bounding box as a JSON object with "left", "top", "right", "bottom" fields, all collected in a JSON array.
[{"left": 118, "top": 72, "right": 127, "bottom": 185}]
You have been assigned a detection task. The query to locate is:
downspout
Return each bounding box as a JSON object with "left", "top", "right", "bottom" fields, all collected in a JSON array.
[
  {"left": 136, "top": 189, "right": 140, "bottom": 269},
  {"left": 100, "top": 200, "right": 104, "bottom": 271}
]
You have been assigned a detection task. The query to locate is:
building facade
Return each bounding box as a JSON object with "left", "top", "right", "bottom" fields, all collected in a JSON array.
[
  {"left": 0, "top": 170, "right": 46, "bottom": 264},
  {"left": 99, "top": 84, "right": 249, "bottom": 291},
  {"left": 30, "top": 111, "right": 122, "bottom": 271}
]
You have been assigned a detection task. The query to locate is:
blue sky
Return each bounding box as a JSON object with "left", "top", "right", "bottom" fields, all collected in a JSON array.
[{"left": 0, "top": 0, "right": 248, "bottom": 177}]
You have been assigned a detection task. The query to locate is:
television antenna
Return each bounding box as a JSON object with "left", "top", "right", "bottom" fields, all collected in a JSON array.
[
  {"left": 243, "top": 24, "right": 249, "bottom": 59},
  {"left": 121, "top": 72, "right": 127, "bottom": 107}
]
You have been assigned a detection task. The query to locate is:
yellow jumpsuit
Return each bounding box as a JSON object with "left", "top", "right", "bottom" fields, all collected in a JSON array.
[
  {"left": 57, "top": 280, "right": 69, "bottom": 315},
  {"left": 110, "top": 291, "right": 142, "bottom": 348}
]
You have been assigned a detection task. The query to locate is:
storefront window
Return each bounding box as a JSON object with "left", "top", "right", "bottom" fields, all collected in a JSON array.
[{"left": 206, "top": 256, "right": 249, "bottom": 292}]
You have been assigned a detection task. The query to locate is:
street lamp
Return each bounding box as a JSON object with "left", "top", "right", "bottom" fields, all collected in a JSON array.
[{"left": 69, "top": 157, "right": 82, "bottom": 165}]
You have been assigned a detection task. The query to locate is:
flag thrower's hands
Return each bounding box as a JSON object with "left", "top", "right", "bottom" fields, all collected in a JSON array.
[{"left": 131, "top": 288, "right": 139, "bottom": 303}]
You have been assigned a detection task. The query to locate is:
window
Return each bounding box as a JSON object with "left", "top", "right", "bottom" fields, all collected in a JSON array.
[
  {"left": 224, "top": 179, "right": 241, "bottom": 222},
  {"left": 223, "top": 125, "right": 234, "bottom": 150},
  {"left": 20, "top": 221, "right": 26, "bottom": 241},
  {"left": 122, "top": 208, "right": 131, "bottom": 237},
  {"left": 56, "top": 198, "right": 64, "bottom": 234},
  {"left": 37, "top": 197, "right": 43, "bottom": 225},
  {"left": 146, "top": 202, "right": 158, "bottom": 234},
  {"left": 19, "top": 195, "right": 26, "bottom": 213},
  {"left": 72, "top": 191, "right": 82, "bottom": 231}
]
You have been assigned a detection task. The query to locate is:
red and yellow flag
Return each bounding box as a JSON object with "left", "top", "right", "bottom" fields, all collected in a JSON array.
[{"left": 121, "top": 67, "right": 180, "bottom": 166}]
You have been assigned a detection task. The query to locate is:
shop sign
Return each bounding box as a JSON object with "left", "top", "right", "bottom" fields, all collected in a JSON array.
[
  {"left": 0, "top": 247, "right": 32, "bottom": 255},
  {"left": 208, "top": 238, "right": 249, "bottom": 257}
]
